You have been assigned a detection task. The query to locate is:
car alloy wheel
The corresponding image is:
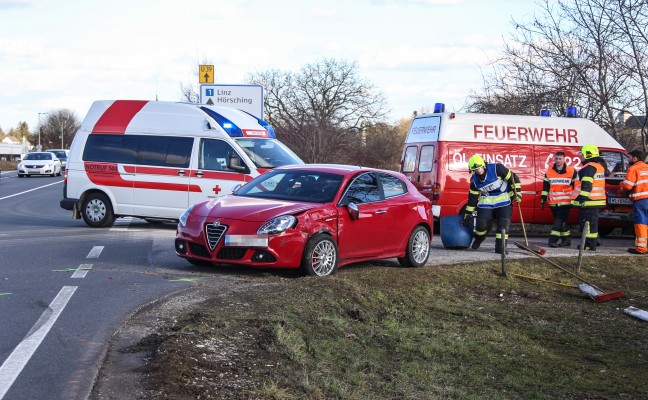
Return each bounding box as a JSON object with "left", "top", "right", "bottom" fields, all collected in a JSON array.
[
  {"left": 398, "top": 226, "right": 430, "bottom": 268},
  {"left": 302, "top": 234, "right": 338, "bottom": 277}
]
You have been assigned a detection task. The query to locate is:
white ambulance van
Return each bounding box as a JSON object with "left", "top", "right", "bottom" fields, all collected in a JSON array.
[
  {"left": 400, "top": 104, "right": 631, "bottom": 234},
  {"left": 61, "top": 100, "right": 303, "bottom": 227}
]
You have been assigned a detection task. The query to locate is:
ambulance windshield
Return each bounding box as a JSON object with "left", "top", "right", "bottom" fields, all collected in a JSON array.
[
  {"left": 235, "top": 138, "right": 303, "bottom": 168},
  {"left": 600, "top": 150, "right": 629, "bottom": 178}
]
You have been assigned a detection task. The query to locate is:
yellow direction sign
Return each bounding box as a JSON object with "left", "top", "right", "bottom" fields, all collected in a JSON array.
[{"left": 199, "top": 65, "right": 214, "bottom": 83}]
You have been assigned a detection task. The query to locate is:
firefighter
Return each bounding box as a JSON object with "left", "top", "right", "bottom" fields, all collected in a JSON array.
[
  {"left": 541, "top": 151, "right": 577, "bottom": 247},
  {"left": 463, "top": 155, "right": 522, "bottom": 254},
  {"left": 571, "top": 144, "right": 606, "bottom": 251},
  {"left": 619, "top": 149, "right": 648, "bottom": 254}
]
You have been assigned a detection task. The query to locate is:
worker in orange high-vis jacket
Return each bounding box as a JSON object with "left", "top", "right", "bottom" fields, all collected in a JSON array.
[
  {"left": 619, "top": 149, "right": 648, "bottom": 254},
  {"left": 541, "top": 151, "right": 577, "bottom": 248},
  {"left": 571, "top": 144, "right": 606, "bottom": 251}
]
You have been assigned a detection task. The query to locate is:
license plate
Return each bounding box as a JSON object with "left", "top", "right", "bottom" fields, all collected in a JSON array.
[{"left": 608, "top": 197, "right": 632, "bottom": 205}]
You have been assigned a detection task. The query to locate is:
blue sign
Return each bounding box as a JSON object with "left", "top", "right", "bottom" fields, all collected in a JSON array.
[{"left": 206, "top": 89, "right": 214, "bottom": 96}]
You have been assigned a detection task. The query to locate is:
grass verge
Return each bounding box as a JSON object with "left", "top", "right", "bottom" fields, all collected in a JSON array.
[{"left": 142, "top": 256, "right": 648, "bottom": 399}]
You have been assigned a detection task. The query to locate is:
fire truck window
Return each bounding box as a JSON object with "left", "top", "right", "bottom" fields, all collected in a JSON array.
[
  {"left": 402, "top": 146, "right": 418, "bottom": 173},
  {"left": 419, "top": 145, "right": 434, "bottom": 172},
  {"left": 199, "top": 139, "right": 240, "bottom": 172},
  {"left": 378, "top": 173, "right": 407, "bottom": 198}
]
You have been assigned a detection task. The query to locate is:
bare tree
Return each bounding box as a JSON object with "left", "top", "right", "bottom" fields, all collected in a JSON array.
[
  {"left": 246, "top": 59, "right": 388, "bottom": 163},
  {"left": 466, "top": 0, "right": 647, "bottom": 148},
  {"left": 35, "top": 109, "right": 81, "bottom": 150}
]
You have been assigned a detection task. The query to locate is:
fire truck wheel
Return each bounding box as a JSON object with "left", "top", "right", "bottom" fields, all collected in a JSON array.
[
  {"left": 82, "top": 192, "right": 116, "bottom": 228},
  {"left": 398, "top": 226, "right": 431, "bottom": 268}
]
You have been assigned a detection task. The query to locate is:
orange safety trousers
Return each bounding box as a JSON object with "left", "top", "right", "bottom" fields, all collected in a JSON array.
[{"left": 633, "top": 198, "right": 648, "bottom": 253}]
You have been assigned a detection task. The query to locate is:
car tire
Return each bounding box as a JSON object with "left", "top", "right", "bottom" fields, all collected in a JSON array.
[
  {"left": 301, "top": 233, "right": 338, "bottom": 277},
  {"left": 18, "top": 174, "right": 23, "bottom": 178},
  {"left": 81, "top": 192, "right": 115, "bottom": 228},
  {"left": 398, "top": 226, "right": 431, "bottom": 268}
]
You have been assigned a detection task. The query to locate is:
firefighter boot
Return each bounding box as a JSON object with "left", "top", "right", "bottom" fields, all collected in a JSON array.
[
  {"left": 558, "top": 237, "right": 571, "bottom": 247},
  {"left": 471, "top": 234, "right": 486, "bottom": 250},
  {"left": 495, "top": 238, "right": 508, "bottom": 254},
  {"left": 548, "top": 235, "right": 560, "bottom": 248}
]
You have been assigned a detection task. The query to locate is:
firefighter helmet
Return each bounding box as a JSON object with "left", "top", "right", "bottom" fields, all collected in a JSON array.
[
  {"left": 468, "top": 155, "right": 486, "bottom": 171},
  {"left": 579, "top": 144, "right": 599, "bottom": 159}
]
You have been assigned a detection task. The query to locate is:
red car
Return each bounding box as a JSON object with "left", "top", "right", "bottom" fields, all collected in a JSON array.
[{"left": 175, "top": 165, "right": 433, "bottom": 276}]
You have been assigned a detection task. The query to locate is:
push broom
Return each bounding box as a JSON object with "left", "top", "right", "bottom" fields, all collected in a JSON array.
[
  {"left": 515, "top": 242, "right": 624, "bottom": 303},
  {"left": 512, "top": 189, "right": 547, "bottom": 255}
]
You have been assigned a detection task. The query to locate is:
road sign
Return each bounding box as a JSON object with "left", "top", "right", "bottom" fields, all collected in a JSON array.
[
  {"left": 200, "top": 84, "right": 264, "bottom": 119},
  {"left": 199, "top": 65, "right": 214, "bottom": 84}
]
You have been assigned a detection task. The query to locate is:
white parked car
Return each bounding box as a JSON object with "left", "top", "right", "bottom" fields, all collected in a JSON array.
[{"left": 17, "top": 152, "right": 62, "bottom": 177}]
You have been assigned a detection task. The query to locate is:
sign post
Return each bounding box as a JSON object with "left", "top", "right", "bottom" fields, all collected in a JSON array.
[{"left": 200, "top": 84, "right": 264, "bottom": 119}]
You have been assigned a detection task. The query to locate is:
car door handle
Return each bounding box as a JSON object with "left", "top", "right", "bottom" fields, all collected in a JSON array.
[
  {"left": 177, "top": 170, "right": 186, "bottom": 176},
  {"left": 195, "top": 171, "right": 204, "bottom": 177},
  {"left": 375, "top": 210, "right": 387, "bottom": 214}
]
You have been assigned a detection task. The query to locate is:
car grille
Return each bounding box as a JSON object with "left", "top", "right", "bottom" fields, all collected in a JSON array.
[
  {"left": 205, "top": 222, "right": 228, "bottom": 251},
  {"left": 217, "top": 248, "right": 247, "bottom": 260}
]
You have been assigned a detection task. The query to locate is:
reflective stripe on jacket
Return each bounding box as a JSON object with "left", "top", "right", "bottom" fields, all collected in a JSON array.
[
  {"left": 620, "top": 161, "right": 648, "bottom": 202},
  {"left": 473, "top": 164, "right": 511, "bottom": 208},
  {"left": 543, "top": 165, "right": 575, "bottom": 206},
  {"left": 572, "top": 161, "right": 606, "bottom": 207}
]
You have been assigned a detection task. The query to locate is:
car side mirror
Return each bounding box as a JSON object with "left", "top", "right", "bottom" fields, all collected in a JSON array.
[
  {"left": 228, "top": 154, "right": 248, "bottom": 173},
  {"left": 347, "top": 202, "right": 359, "bottom": 220}
]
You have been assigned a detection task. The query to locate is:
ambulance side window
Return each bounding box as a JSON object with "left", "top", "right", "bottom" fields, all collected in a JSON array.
[
  {"left": 83, "top": 134, "right": 138, "bottom": 164},
  {"left": 419, "top": 145, "right": 434, "bottom": 172},
  {"left": 402, "top": 146, "right": 418, "bottom": 173},
  {"left": 138, "top": 136, "right": 193, "bottom": 168},
  {"left": 199, "top": 139, "right": 243, "bottom": 173}
]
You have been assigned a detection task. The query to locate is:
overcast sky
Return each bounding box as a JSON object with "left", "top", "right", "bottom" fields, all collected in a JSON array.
[{"left": 0, "top": 0, "right": 543, "bottom": 134}]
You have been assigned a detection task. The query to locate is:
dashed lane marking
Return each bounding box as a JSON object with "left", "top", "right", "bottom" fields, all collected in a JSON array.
[
  {"left": 0, "top": 181, "right": 62, "bottom": 201},
  {"left": 71, "top": 264, "right": 93, "bottom": 279},
  {"left": 0, "top": 286, "right": 77, "bottom": 400},
  {"left": 86, "top": 246, "right": 104, "bottom": 258}
]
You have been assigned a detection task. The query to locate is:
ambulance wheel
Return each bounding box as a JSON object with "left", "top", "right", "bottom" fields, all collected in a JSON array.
[
  {"left": 597, "top": 227, "right": 614, "bottom": 237},
  {"left": 82, "top": 192, "right": 115, "bottom": 228},
  {"left": 398, "top": 226, "right": 430, "bottom": 268},
  {"left": 301, "top": 234, "right": 338, "bottom": 276}
]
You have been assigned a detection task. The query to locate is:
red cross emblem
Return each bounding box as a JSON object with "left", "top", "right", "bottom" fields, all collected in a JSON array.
[{"left": 212, "top": 185, "right": 221, "bottom": 195}]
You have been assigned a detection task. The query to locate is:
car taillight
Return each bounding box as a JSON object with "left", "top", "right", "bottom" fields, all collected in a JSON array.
[
  {"left": 63, "top": 169, "right": 68, "bottom": 183},
  {"left": 432, "top": 183, "right": 440, "bottom": 201}
]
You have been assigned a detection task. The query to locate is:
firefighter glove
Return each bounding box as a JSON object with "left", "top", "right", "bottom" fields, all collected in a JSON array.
[
  {"left": 575, "top": 195, "right": 587, "bottom": 207},
  {"left": 462, "top": 212, "right": 473, "bottom": 226},
  {"left": 540, "top": 197, "right": 546, "bottom": 210},
  {"left": 514, "top": 193, "right": 522, "bottom": 203}
]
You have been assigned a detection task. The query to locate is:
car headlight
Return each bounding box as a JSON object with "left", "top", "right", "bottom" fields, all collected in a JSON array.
[
  {"left": 179, "top": 205, "right": 195, "bottom": 227},
  {"left": 257, "top": 215, "right": 297, "bottom": 235}
]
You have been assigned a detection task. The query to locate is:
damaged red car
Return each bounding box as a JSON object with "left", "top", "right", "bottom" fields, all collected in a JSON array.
[{"left": 175, "top": 165, "right": 432, "bottom": 276}]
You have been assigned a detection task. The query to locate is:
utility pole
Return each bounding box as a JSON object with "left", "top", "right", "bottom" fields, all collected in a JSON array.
[{"left": 38, "top": 112, "right": 48, "bottom": 151}]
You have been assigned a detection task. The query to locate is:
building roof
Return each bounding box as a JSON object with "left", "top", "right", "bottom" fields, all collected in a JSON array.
[{"left": 625, "top": 115, "right": 647, "bottom": 129}]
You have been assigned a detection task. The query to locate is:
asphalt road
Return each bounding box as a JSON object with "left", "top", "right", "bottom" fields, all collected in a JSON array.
[{"left": 0, "top": 168, "right": 638, "bottom": 399}]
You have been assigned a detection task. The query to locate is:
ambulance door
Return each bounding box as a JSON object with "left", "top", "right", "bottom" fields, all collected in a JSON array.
[
  {"left": 188, "top": 138, "right": 249, "bottom": 206},
  {"left": 132, "top": 136, "right": 194, "bottom": 219},
  {"left": 416, "top": 144, "right": 436, "bottom": 201}
]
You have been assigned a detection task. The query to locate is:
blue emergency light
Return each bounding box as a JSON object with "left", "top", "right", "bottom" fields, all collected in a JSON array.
[
  {"left": 566, "top": 106, "right": 578, "bottom": 118},
  {"left": 200, "top": 107, "right": 244, "bottom": 137},
  {"left": 434, "top": 103, "right": 445, "bottom": 113},
  {"left": 539, "top": 109, "right": 551, "bottom": 117}
]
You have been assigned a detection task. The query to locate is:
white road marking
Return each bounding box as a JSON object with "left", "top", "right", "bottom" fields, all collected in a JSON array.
[
  {"left": 0, "top": 181, "right": 62, "bottom": 201},
  {"left": 86, "top": 246, "right": 104, "bottom": 259},
  {"left": 0, "top": 286, "right": 77, "bottom": 400},
  {"left": 71, "top": 263, "right": 93, "bottom": 279}
]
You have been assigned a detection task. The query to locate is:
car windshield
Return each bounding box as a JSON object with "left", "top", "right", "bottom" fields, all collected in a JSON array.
[
  {"left": 24, "top": 153, "right": 52, "bottom": 161},
  {"left": 235, "top": 170, "right": 344, "bottom": 203},
  {"left": 49, "top": 151, "right": 67, "bottom": 159},
  {"left": 234, "top": 138, "right": 303, "bottom": 168},
  {"left": 600, "top": 150, "right": 629, "bottom": 177}
]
